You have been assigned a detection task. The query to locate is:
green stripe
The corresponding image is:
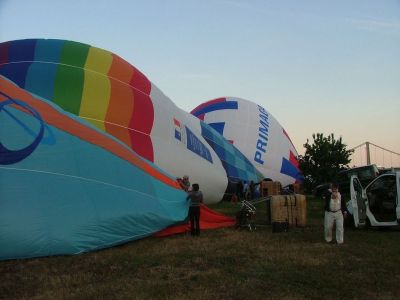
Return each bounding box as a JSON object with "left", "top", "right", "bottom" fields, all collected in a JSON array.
[
  {"left": 59, "top": 41, "right": 90, "bottom": 67},
  {"left": 53, "top": 64, "right": 84, "bottom": 115}
]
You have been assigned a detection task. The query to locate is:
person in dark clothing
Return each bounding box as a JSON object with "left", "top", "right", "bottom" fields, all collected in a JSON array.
[
  {"left": 249, "top": 180, "right": 261, "bottom": 200},
  {"left": 243, "top": 181, "right": 249, "bottom": 200},
  {"left": 322, "top": 183, "right": 348, "bottom": 244},
  {"left": 186, "top": 183, "right": 203, "bottom": 236},
  {"left": 236, "top": 180, "right": 244, "bottom": 200}
]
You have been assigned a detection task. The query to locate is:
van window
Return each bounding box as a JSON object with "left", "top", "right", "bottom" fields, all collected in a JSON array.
[
  {"left": 367, "top": 175, "right": 396, "bottom": 222},
  {"left": 338, "top": 165, "right": 379, "bottom": 186}
]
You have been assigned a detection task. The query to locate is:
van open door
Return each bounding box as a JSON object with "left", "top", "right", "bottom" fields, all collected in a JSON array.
[{"left": 350, "top": 175, "right": 367, "bottom": 227}]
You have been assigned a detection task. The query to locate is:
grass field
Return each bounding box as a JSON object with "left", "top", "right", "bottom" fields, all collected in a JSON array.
[{"left": 1, "top": 196, "right": 399, "bottom": 299}]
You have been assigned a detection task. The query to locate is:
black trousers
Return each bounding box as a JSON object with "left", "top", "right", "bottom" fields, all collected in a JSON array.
[{"left": 189, "top": 206, "right": 200, "bottom": 236}]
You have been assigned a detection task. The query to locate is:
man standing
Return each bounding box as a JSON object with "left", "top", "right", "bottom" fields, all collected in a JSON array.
[
  {"left": 186, "top": 183, "right": 203, "bottom": 236},
  {"left": 323, "top": 183, "right": 347, "bottom": 244}
]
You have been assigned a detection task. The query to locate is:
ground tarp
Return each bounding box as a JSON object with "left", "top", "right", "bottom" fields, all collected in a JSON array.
[{"left": 154, "top": 203, "right": 236, "bottom": 236}]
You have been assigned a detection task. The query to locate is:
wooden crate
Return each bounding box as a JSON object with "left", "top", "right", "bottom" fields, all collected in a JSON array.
[
  {"left": 261, "top": 181, "right": 281, "bottom": 197},
  {"left": 293, "top": 183, "right": 304, "bottom": 194},
  {"left": 270, "top": 195, "right": 289, "bottom": 223},
  {"left": 295, "top": 194, "right": 307, "bottom": 227},
  {"left": 270, "top": 194, "right": 307, "bottom": 227}
]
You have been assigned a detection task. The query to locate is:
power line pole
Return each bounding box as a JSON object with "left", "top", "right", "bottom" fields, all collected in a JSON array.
[{"left": 366, "top": 141, "right": 371, "bottom": 165}]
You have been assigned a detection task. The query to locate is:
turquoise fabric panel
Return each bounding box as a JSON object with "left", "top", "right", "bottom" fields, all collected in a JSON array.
[
  {"left": 0, "top": 107, "right": 188, "bottom": 260},
  {"left": 25, "top": 62, "right": 58, "bottom": 101},
  {"left": 200, "top": 121, "right": 261, "bottom": 183},
  {"left": 34, "top": 39, "right": 64, "bottom": 63}
]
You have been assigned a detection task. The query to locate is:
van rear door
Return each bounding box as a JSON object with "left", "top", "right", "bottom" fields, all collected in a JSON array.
[{"left": 350, "top": 175, "right": 367, "bottom": 227}]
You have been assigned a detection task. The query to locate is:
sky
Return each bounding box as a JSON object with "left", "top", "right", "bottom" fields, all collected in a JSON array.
[{"left": 1, "top": 0, "right": 399, "bottom": 157}]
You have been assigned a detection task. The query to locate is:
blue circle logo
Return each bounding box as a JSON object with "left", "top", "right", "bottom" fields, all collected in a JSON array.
[{"left": 0, "top": 97, "right": 45, "bottom": 165}]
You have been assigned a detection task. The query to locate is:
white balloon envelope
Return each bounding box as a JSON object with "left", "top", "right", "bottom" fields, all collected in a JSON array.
[{"left": 191, "top": 97, "right": 303, "bottom": 186}]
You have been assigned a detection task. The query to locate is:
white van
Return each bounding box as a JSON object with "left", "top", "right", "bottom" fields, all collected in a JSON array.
[{"left": 349, "top": 171, "right": 400, "bottom": 228}]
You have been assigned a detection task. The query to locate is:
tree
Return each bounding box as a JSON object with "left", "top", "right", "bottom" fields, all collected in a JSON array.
[{"left": 298, "top": 133, "right": 353, "bottom": 191}]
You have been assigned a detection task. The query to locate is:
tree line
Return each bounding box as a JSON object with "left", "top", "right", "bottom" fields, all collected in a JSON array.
[{"left": 298, "top": 133, "right": 354, "bottom": 192}]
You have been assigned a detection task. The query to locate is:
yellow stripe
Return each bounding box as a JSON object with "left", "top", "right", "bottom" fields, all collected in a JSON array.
[
  {"left": 84, "top": 47, "right": 113, "bottom": 74},
  {"left": 79, "top": 48, "right": 113, "bottom": 131},
  {"left": 79, "top": 71, "right": 111, "bottom": 131},
  {"left": 80, "top": 72, "right": 111, "bottom": 131}
]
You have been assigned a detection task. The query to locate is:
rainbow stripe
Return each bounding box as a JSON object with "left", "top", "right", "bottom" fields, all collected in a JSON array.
[{"left": 0, "top": 39, "right": 154, "bottom": 161}]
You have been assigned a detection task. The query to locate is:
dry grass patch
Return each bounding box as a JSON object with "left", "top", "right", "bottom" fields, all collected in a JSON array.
[{"left": 1, "top": 196, "right": 400, "bottom": 299}]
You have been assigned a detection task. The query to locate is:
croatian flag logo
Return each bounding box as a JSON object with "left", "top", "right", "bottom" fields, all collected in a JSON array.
[{"left": 174, "top": 118, "right": 182, "bottom": 141}]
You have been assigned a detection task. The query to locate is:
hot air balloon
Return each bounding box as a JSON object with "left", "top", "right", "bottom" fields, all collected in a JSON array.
[
  {"left": 0, "top": 39, "right": 233, "bottom": 203},
  {"left": 0, "top": 76, "right": 188, "bottom": 259},
  {"left": 191, "top": 97, "right": 303, "bottom": 186}
]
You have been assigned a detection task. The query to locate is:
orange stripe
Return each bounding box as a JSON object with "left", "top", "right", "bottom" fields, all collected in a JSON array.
[
  {"left": 105, "top": 79, "right": 135, "bottom": 148},
  {"left": 0, "top": 77, "right": 180, "bottom": 189},
  {"left": 108, "top": 54, "right": 134, "bottom": 83}
]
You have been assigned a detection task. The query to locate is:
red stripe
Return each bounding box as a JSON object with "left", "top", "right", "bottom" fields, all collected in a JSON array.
[
  {"left": 130, "top": 66, "right": 151, "bottom": 95},
  {"left": 130, "top": 131, "right": 154, "bottom": 162},
  {"left": 289, "top": 151, "right": 299, "bottom": 169},
  {"left": 173, "top": 118, "right": 181, "bottom": 127},
  {"left": 0, "top": 41, "right": 10, "bottom": 65},
  {"left": 190, "top": 97, "right": 226, "bottom": 114},
  {"left": 129, "top": 90, "right": 154, "bottom": 162}
]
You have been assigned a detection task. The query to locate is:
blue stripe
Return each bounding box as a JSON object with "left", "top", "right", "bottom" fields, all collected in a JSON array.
[
  {"left": 280, "top": 158, "right": 302, "bottom": 180},
  {"left": 35, "top": 39, "right": 64, "bottom": 62},
  {"left": 174, "top": 129, "right": 181, "bottom": 141},
  {"left": 208, "top": 122, "right": 225, "bottom": 135},
  {"left": 9, "top": 39, "right": 37, "bottom": 62},
  {"left": 0, "top": 99, "right": 44, "bottom": 165},
  {"left": 0, "top": 62, "right": 31, "bottom": 87},
  {"left": 200, "top": 122, "right": 260, "bottom": 183},
  {"left": 185, "top": 127, "right": 213, "bottom": 163},
  {"left": 192, "top": 101, "right": 238, "bottom": 116}
]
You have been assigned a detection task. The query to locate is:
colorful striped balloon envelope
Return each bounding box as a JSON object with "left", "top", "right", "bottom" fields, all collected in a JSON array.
[{"left": 0, "top": 39, "right": 154, "bottom": 162}]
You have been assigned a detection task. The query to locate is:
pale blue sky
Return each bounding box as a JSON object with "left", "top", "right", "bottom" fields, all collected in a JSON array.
[{"left": 1, "top": 0, "right": 399, "bottom": 155}]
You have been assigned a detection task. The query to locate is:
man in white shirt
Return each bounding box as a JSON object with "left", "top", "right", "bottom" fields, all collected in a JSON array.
[{"left": 323, "top": 183, "right": 347, "bottom": 244}]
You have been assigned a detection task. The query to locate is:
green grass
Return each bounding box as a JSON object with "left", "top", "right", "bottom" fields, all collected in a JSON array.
[{"left": 1, "top": 196, "right": 400, "bottom": 299}]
